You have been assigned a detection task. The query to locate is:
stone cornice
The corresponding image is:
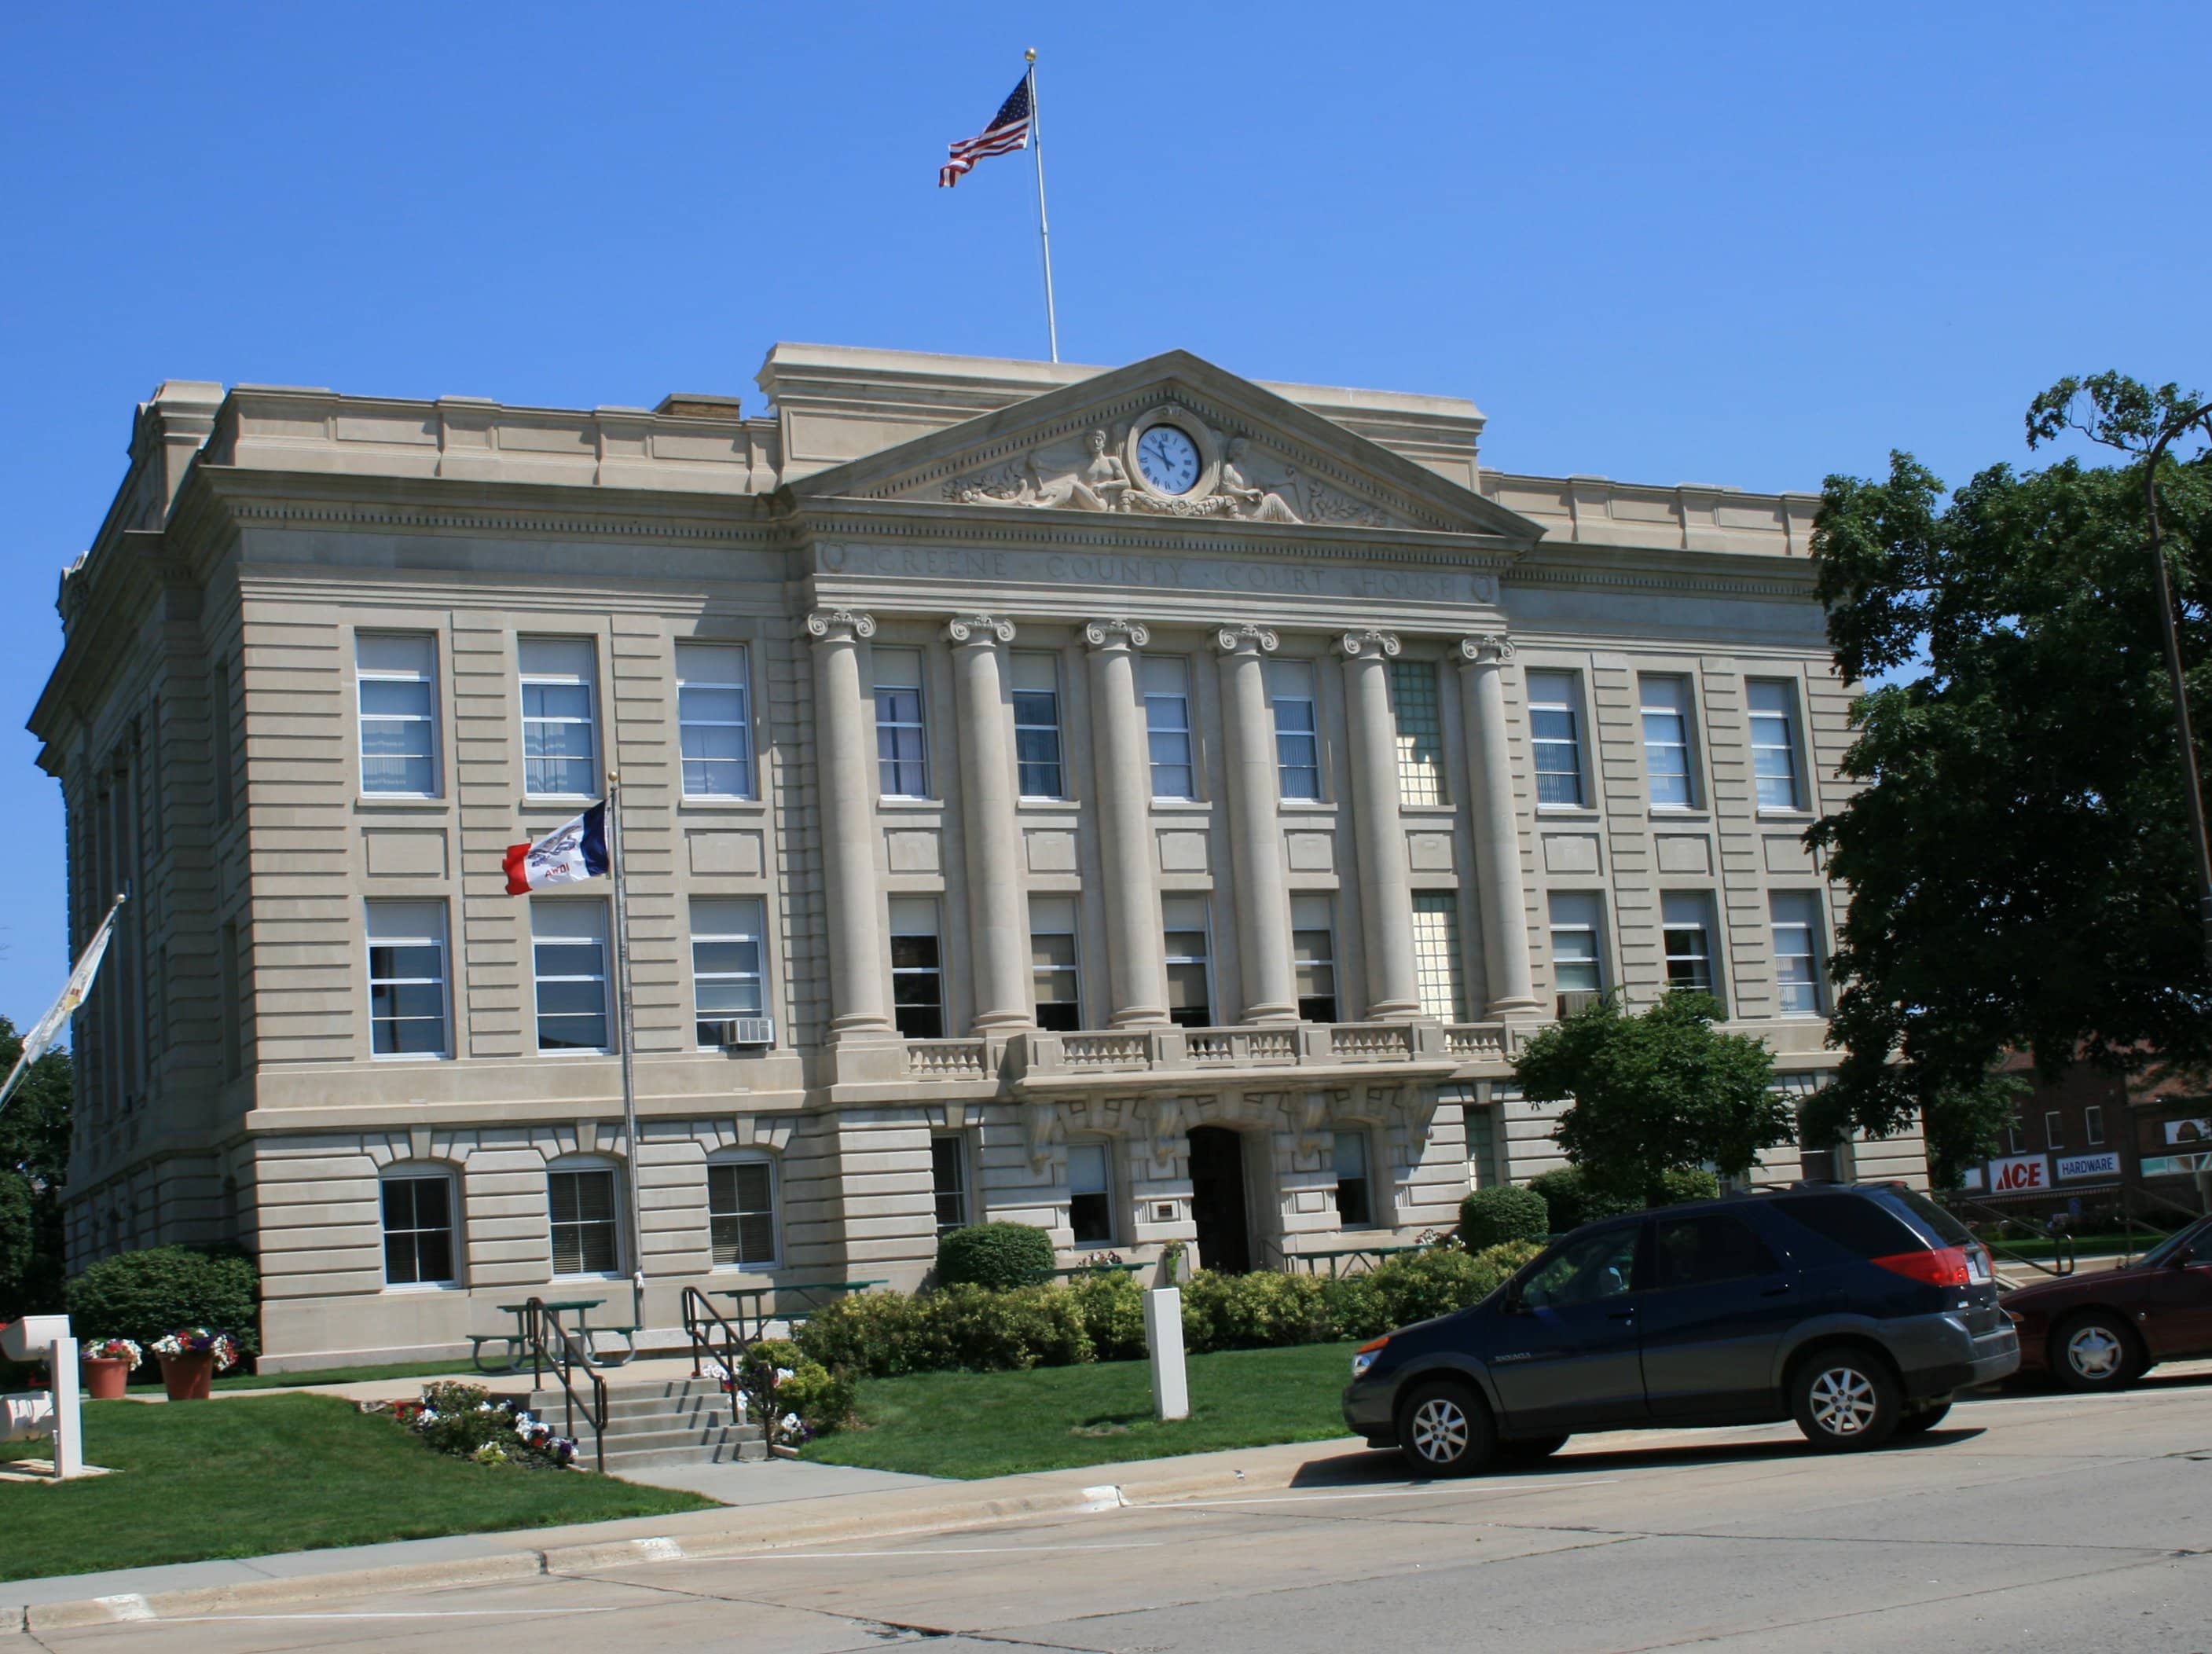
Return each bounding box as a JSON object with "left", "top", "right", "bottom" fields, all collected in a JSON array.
[{"left": 1510, "top": 541, "right": 1818, "bottom": 600}]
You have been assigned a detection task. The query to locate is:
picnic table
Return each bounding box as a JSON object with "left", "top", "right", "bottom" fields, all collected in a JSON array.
[
  {"left": 1050, "top": 1261, "right": 1146, "bottom": 1279},
  {"left": 1289, "top": 1243, "right": 1425, "bottom": 1278},
  {"left": 470, "top": 1296, "right": 637, "bottom": 1373},
  {"left": 713, "top": 1279, "right": 886, "bottom": 1342}
]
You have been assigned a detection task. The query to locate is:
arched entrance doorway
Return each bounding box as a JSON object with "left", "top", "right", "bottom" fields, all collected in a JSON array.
[{"left": 1188, "top": 1126, "right": 1253, "bottom": 1274}]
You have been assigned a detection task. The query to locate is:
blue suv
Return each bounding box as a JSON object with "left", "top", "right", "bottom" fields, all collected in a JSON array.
[{"left": 1342, "top": 1183, "right": 2019, "bottom": 1475}]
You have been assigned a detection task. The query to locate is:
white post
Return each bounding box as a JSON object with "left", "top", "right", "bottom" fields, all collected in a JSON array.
[
  {"left": 1143, "top": 1289, "right": 1189, "bottom": 1421},
  {"left": 49, "top": 1332, "right": 82, "bottom": 1479}
]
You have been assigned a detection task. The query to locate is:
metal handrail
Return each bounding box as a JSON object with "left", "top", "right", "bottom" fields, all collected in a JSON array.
[
  {"left": 681, "top": 1285, "right": 751, "bottom": 1393},
  {"left": 523, "top": 1296, "right": 608, "bottom": 1473},
  {"left": 1941, "top": 1194, "right": 2077, "bottom": 1278}
]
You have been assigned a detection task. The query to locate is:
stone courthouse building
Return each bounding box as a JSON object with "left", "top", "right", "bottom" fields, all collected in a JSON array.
[{"left": 31, "top": 345, "right": 1926, "bottom": 1367}]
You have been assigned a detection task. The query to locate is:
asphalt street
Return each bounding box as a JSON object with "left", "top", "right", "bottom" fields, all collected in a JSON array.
[{"left": 17, "top": 1377, "right": 2212, "bottom": 1654}]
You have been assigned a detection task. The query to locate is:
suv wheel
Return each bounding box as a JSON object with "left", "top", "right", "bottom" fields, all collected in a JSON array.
[
  {"left": 2052, "top": 1311, "right": 2143, "bottom": 1392},
  {"left": 1396, "top": 1379, "right": 1495, "bottom": 1477},
  {"left": 1791, "top": 1348, "right": 1901, "bottom": 1450}
]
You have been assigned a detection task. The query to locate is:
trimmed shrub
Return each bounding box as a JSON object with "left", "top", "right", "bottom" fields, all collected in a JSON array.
[
  {"left": 1527, "top": 1167, "right": 1637, "bottom": 1237},
  {"left": 1066, "top": 1269, "right": 1146, "bottom": 1362},
  {"left": 1458, "top": 1186, "right": 1550, "bottom": 1251},
  {"left": 739, "top": 1337, "right": 856, "bottom": 1441},
  {"left": 1330, "top": 1240, "right": 1545, "bottom": 1339},
  {"left": 935, "top": 1223, "right": 1056, "bottom": 1290},
  {"left": 917, "top": 1283, "right": 1091, "bottom": 1371},
  {"left": 1653, "top": 1168, "right": 1722, "bottom": 1205},
  {"left": 794, "top": 1290, "right": 928, "bottom": 1377},
  {"left": 64, "top": 1245, "right": 261, "bottom": 1361},
  {"left": 1180, "top": 1270, "right": 1335, "bottom": 1353}
]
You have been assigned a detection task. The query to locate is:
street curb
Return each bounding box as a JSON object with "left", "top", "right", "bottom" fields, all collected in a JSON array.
[{"left": 8, "top": 1451, "right": 1320, "bottom": 1632}]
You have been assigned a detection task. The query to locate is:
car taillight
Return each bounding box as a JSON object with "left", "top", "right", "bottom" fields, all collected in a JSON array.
[{"left": 1871, "top": 1246, "right": 1972, "bottom": 1287}]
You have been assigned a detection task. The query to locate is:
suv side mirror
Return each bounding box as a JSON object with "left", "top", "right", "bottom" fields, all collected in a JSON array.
[{"left": 1502, "top": 1285, "right": 1530, "bottom": 1315}]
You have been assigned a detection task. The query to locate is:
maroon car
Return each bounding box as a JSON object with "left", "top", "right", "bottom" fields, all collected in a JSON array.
[{"left": 2003, "top": 1216, "right": 2212, "bottom": 1390}]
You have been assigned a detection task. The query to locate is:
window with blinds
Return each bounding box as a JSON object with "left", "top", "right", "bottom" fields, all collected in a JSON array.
[
  {"left": 1029, "top": 894, "right": 1080, "bottom": 1032},
  {"left": 1162, "top": 895, "right": 1212, "bottom": 1028},
  {"left": 1527, "top": 669, "right": 1587, "bottom": 808},
  {"left": 357, "top": 633, "right": 439, "bottom": 795},
  {"left": 1334, "top": 1130, "right": 1375, "bottom": 1228},
  {"left": 1293, "top": 893, "right": 1338, "bottom": 1022},
  {"left": 677, "top": 642, "right": 754, "bottom": 798},
  {"left": 874, "top": 647, "right": 929, "bottom": 798},
  {"left": 708, "top": 1159, "right": 777, "bottom": 1268},
  {"left": 691, "top": 897, "right": 766, "bottom": 1047},
  {"left": 931, "top": 1135, "right": 970, "bottom": 1234},
  {"left": 1770, "top": 891, "right": 1825, "bottom": 1014},
  {"left": 1639, "top": 675, "right": 1697, "bottom": 808},
  {"left": 1011, "top": 651, "right": 1066, "bottom": 798},
  {"left": 1268, "top": 658, "right": 1321, "bottom": 801},
  {"left": 1549, "top": 891, "right": 1606, "bottom": 1014},
  {"left": 890, "top": 897, "right": 945, "bottom": 1040},
  {"left": 1410, "top": 892, "right": 1466, "bottom": 1021},
  {"left": 1143, "top": 656, "right": 1196, "bottom": 799},
  {"left": 1661, "top": 890, "right": 1720, "bottom": 1003},
  {"left": 1747, "top": 679, "right": 1805, "bottom": 810},
  {"left": 548, "top": 1167, "right": 618, "bottom": 1275},
  {"left": 519, "top": 637, "right": 598, "bottom": 798},
  {"left": 366, "top": 900, "right": 449, "bottom": 1058},
  {"left": 1389, "top": 661, "right": 1446, "bottom": 805}
]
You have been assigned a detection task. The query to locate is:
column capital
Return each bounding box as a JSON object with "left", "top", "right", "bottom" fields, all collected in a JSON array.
[
  {"left": 805, "top": 607, "right": 877, "bottom": 644},
  {"left": 944, "top": 612, "right": 1017, "bottom": 647},
  {"left": 1083, "top": 617, "right": 1151, "bottom": 652},
  {"left": 1456, "top": 631, "right": 1515, "bottom": 666},
  {"left": 1336, "top": 628, "right": 1402, "bottom": 660},
  {"left": 1212, "top": 622, "right": 1280, "bottom": 658}
]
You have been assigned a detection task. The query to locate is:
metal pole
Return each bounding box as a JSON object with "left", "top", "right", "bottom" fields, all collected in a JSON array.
[
  {"left": 1025, "top": 50, "right": 1059, "bottom": 364},
  {"left": 2143, "top": 435, "right": 2212, "bottom": 970},
  {"left": 607, "top": 774, "right": 647, "bottom": 1331}
]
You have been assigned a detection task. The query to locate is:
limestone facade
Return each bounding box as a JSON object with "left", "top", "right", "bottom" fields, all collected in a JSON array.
[{"left": 31, "top": 345, "right": 1924, "bottom": 1369}]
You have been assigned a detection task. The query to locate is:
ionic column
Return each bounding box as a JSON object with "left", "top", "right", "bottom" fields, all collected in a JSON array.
[
  {"left": 1337, "top": 629, "right": 1421, "bottom": 1020},
  {"left": 1214, "top": 623, "right": 1297, "bottom": 1023},
  {"left": 806, "top": 608, "right": 893, "bottom": 1042},
  {"left": 1458, "top": 633, "right": 1540, "bottom": 1018},
  {"left": 946, "top": 613, "right": 1030, "bottom": 1030},
  {"left": 1084, "top": 618, "right": 1168, "bottom": 1027}
]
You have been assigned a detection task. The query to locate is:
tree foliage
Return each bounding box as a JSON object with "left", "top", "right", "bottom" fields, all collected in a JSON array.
[
  {"left": 0, "top": 1015, "right": 73, "bottom": 1318},
  {"left": 1807, "top": 375, "right": 2212, "bottom": 1176},
  {"left": 1512, "top": 992, "right": 1792, "bottom": 1202}
]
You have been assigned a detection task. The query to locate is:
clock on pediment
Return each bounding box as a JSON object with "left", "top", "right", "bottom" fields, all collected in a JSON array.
[{"left": 1124, "top": 408, "right": 1220, "bottom": 503}]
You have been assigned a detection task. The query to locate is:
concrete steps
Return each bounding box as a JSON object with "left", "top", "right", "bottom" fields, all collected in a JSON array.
[{"left": 508, "top": 1373, "right": 767, "bottom": 1470}]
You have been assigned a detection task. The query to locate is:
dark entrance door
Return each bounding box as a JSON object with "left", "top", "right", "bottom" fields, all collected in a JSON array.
[{"left": 1188, "top": 1127, "right": 1253, "bottom": 1274}]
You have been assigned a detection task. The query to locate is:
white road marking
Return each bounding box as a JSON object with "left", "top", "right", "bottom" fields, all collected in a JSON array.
[
  {"left": 719, "top": 1541, "right": 1168, "bottom": 1560},
  {"left": 149, "top": 1609, "right": 624, "bottom": 1623},
  {"left": 1161, "top": 1478, "right": 1621, "bottom": 1508}
]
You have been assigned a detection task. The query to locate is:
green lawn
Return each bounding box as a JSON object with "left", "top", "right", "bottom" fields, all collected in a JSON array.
[
  {"left": 0, "top": 1394, "right": 713, "bottom": 1583},
  {"left": 801, "top": 1341, "right": 1366, "bottom": 1480},
  {"left": 214, "top": 1358, "right": 492, "bottom": 1392}
]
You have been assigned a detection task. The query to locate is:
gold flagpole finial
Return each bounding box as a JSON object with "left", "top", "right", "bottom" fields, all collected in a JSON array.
[{"left": 1025, "top": 47, "right": 1036, "bottom": 61}]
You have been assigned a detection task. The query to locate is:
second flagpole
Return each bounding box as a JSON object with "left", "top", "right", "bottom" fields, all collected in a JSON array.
[
  {"left": 1025, "top": 48, "right": 1060, "bottom": 364},
  {"left": 607, "top": 772, "right": 646, "bottom": 1332}
]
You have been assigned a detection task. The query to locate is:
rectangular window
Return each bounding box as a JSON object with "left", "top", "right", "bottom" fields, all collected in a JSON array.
[
  {"left": 691, "top": 896, "right": 766, "bottom": 1047},
  {"left": 1527, "top": 669, "right": 1586, "bottom": 808},
  {"left": 1011, "top": 651, "right": 1066, "bottom": 799},
  {"left": 677, "top": 642, "right": 754, "bottom": 798},
  {"left": 1660, "top": 891, "right": 1718, "bottom": 1000},
  {"left": 1142, "top": 656, "right": 1196, "bottom": 800},
  {"left": 1389, "top": 661, "right": 1446, "bottom": 805},
  {"left": 707, "top": 1160, "right": 777, "bottom": 1268},
  {"left": 1770, "top": 891, "right": 1825, "bottom": 1015},
  {"left": 1068, "top": 1142, "right": 1113, "bottom": 1246},
  {"left": 1162, "top": 895, "right": 1212, "bottom": 1028},
  {"left": 2085, "top": 1105, "right": 2105, "bottom": 1146},
  {"left": 366, "top": 900, "right": 449, "bottom": 1058},
  {"left": 533, "top": 900, "right": 610, "bottom": 1051},
  {"left": 1293, "top": 893, "right": 1338, "bottom": 1022},
  {"left": 548, "top": 1168, "right": 618, "bottom": 1275},
  {"left": 519, "top": 637, "right": 598, "bottom": 798},
  {"left": 1029, "top": 895, "right": 1081, "bottom": 1032},
  {"left": 2045, "top": 1110, "right": 2064, "bottom": 1151},
  {"left": 1268, "top": 659, "right": 1321, "bottom": 801},
  {"left": 357, "top": 633, "right": 439, "bottom": 795},
  {"left": 890, "top": 897, "right": 945, "bottom": 1040},
  {"left": 1333, "top": 1130, "right": 1374, "bottom": 1228},
  {"left": 874, "top": 647, "right": 930, "bottom": 798},
  {"left": 1748, "top": 679, "right": 1804, "bottom": 811},
  {"left": 1640, "top": 674, "right": 1696, "bottom": 809},
  {"left": 1410, "top": 891, "right": 1467, "bottom": 1021},
  {"left": 381, "top": 1175, "right": 456, "bottom": 1286},
  {"left": 1550, "top": 891, "right": 1605, "bottom": 1013},
  {"left": 931, "top": 1136, "right": 969, "bottom": 1234}
]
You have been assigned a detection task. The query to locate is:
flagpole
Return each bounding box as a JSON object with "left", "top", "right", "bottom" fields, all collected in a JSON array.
[
  {"left": 1025, "top": 48, "right": 1060, "bottom": 364},
  {"left": 606, "top": 774, "right": 646, "bottom": 1332},
  {"left": 0, "top": 890, "right": 127, "bottom": 1121}
]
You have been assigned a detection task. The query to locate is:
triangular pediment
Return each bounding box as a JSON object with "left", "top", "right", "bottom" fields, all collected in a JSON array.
[{"left": 786, "top": 350, "right": 1542, "bottom": 544}]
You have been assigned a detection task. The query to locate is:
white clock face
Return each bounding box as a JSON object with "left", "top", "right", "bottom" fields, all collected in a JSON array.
[{"left": 1136, "top": 425, "right": 1201, "bottom": 494}]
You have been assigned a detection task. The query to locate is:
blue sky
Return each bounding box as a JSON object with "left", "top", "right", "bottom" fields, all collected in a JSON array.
[{"left": 2, "top": 1, "right": 2206, "bottom": 1029}]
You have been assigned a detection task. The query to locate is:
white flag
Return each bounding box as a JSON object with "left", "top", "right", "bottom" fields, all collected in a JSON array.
[{"left": 0, "top": 892, "right": 125, "bottom": 1115}]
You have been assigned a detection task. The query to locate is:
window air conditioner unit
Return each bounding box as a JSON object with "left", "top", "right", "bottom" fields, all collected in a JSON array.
[
  {"left": 1555, "top": 991, "right": 1602, "bottom": 1018},
  {"left": 712, "top": 1017, "right": 775, "bottom": 1049}
]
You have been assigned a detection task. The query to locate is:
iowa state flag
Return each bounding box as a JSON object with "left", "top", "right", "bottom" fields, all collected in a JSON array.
[{"left": 504, "top": 804, "right": 610, "bottom": 894}]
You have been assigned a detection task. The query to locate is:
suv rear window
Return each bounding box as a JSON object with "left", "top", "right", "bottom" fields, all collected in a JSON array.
[
  {"left": 1772, "top": 1193, "right": 1924, "bottom": 1256},
  {"left": 1879, "top": 1186, "right": 1975, "bottom": 1248}
]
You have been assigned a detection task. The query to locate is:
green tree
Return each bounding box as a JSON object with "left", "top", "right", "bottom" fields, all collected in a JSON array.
[
  {"left": 1512, "top": 992, "right": 1792, "bottom": 1204},
  {"left": 1807, "top": 376, "right": 2212, "bottom": 1179},
  {"left": 0, "top": 1016, "right": 75, "bottom": 1318}
]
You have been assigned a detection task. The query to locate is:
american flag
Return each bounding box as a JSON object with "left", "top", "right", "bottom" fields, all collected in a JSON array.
[{"left": 939, "top": 74, "right": 1032, "bottom": 188}]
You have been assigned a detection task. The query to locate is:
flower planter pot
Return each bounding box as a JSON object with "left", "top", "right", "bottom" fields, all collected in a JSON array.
[
  {"left": 83, "top": 1356, "right": 130, "bottom": 1400},
  {"left": 158, "top": 1350, "right": 215, "bottom": 1401}
]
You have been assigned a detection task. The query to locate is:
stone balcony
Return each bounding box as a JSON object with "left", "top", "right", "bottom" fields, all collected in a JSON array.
[{"left": 887, "top": 1020, "right": 1526, "bottom": 1100}]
